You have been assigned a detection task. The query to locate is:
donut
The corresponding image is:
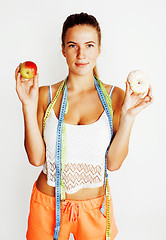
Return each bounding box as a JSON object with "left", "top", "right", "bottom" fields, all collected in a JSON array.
[{"left": 127, "top": 70, "right": 149, "bottom": 94}]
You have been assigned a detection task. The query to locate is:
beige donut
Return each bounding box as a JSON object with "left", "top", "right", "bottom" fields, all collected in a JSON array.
[{"left": 127, "top": 70, "right": 149, "bottom": 94}]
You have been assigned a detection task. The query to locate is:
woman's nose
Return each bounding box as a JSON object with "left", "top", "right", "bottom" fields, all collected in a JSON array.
[{"left": 77, "top": 47, "right": 86, "bottom": 59}]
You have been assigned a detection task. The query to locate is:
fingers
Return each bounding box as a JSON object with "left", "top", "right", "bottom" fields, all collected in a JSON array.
[
  {"left": 126, "top": 80, "right": 153, "bottom": 102},
  {"left": 16, "top": 72, "right": 22, "bottom": 88},
  {"left": 33, "top": 74, "right": 39, "bottom": 89},
  {"left": 147, "top": 84, "right": 153, "bottom": 100},
  {"left": 137, "top": 93, "right": 145, "bottom": 98},
  {"left": 143, "top": 84, "right": 154, "bottom": 104},
  {"left": 15, "top": 64, "right": 27, "bottom": 87},
  {"left": 15, "top": 63, "right": 29, "bottom": 83},
  {"left": 16, "top": 73, "right": 23, "bottom": 98},
  {"left": 125, "top": 81, "right": 132, "bottom": 96},
  {"left": 139, "top": 85, "right": 153, "bottom": 104},
  {"left": 15, "top": 66, "right": 20, "bottom": 80},
  {"left": 15, "top": 63, "right": 22, "bottom": 80},
  {"left": 136, "top": 94, "right": 153, "bottom": 111},
  {"left": 144, "top": 94, "right": 153, "bottom": 104},
  {"left": 130, "top": 95, "right": 153, "bottom": 116},
  {"left": 126, "top": 81, "right": 130, "bottom": 93},
  {"left": 125, "top": 81, "right": 145, "bottom": 105}
]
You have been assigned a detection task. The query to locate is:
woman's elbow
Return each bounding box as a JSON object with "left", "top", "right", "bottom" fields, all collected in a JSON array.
[
  {"left": 107, "top": 164, "right": 121, "bottom": 172},
  {"left": 107, "top": 151, "right": 128, "bottom": 171},
  {"left": 24, "top": 145, "right": 45, "bottom": 166},
  {"left": 29, "top": 159, "right": 45, "bottom": 167}
]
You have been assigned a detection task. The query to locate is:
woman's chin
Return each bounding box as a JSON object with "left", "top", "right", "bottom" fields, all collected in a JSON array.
[{"left": 69, "top": 69, "right": 93, "bottom": 77}]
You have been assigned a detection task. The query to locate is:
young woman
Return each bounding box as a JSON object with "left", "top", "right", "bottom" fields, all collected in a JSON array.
[{"left": 15, "top": 12, "right": 153, "bottom": 240}]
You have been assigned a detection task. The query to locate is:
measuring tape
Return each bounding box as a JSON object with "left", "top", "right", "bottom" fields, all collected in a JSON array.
[
  {"left": 42, "top": 76, "right": 114, "bottom": 240},
  {"left": 94, "top": 77, "right": 113, "bottom": 240},
  {"left": 42, "top": 78, "right": 68, "bottom": 239}
]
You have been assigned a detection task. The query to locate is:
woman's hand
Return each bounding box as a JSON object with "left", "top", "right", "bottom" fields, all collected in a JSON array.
[
  {"left": 121, "top": 81, "right": 153, "bottom": 118},
  {"left": 107, "top": 81, "right": 153, "bottom": 170},
  {"left": 15, "top": 64, "right": 46, "bottom": 166},
  {"left": 15, "top": 63, "right": 39, "bottom": 108}
]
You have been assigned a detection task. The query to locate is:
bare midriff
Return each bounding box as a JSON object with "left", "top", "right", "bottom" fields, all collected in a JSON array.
[{"left": 36, "top": 170, "right": 105, "bottom": 200}]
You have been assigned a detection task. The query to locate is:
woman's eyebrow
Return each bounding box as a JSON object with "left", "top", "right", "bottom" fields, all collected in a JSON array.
[
  {"left": 66, "top": 41, "right": 96, "bottom": 44},
  {"left": 86, "top": 41, "right": 96, "bottom": 44}
]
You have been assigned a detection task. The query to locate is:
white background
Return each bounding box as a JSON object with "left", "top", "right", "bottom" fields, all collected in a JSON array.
[{"left": 0, "top": 0, "right": 166, "bottom": 239}]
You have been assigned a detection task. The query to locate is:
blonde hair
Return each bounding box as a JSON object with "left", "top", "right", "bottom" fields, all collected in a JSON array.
[
  {"left": 61, "top": 12, "right": 101, "bottom": 79},
  {"left": 93, "top": 65, "right": 99, "bottom": 78}
]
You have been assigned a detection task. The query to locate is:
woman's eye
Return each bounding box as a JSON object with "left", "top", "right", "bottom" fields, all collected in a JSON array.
[
  {"left": 69, "top": 44, "right": 76, "bottom": 48},
  {"left": 87, "top": 44, "right": 94, "bottom": 48}
]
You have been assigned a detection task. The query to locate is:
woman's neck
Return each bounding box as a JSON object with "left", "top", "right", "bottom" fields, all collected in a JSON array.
[{"left": 66, "top": 72, "right": 96, "bottom": 93}]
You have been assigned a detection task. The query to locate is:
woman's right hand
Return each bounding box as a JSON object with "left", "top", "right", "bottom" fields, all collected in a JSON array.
[{"left": 15, "top": 63, "right": 39, "bottom": 108}]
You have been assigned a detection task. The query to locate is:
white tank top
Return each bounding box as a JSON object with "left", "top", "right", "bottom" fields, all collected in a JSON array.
[{"left": 43, "top": 84, "right": 114, "bottom": 194}]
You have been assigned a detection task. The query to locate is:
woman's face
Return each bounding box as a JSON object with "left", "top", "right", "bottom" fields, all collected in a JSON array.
[{"left": 62, "top": 25, "right": 101, "bottom": 76}]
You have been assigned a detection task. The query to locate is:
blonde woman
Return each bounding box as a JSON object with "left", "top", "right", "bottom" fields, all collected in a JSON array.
[{"left": 15, "top": 12, "right": 153, "bottom": 240}]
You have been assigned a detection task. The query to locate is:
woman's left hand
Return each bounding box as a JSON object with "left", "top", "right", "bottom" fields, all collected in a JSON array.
[{"left": 121, "top": 81, "right": 153, "bottom": 117}]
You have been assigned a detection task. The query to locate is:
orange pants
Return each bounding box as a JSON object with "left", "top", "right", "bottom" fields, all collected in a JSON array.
[{"left": 26, "top": 181, "right": 118, "bottom": 240}]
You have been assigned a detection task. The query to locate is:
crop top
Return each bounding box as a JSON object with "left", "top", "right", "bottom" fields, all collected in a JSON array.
[{"left": 42, "top": 84, "right": 114, "bottom": 194}]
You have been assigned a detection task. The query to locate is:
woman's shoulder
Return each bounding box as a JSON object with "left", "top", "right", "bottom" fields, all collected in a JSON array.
[
  {"left": 38, "top": 80, "right": 64, "bottom": 112},
  {"left": 103, "top": 83, "right": 125, "bottom": 135},
  {"left": 51, "top": 80, "right": 64, "bottom": 93},
  {"left": 39, "top": 80, "right": 63, "bottom": 92},
  {"left": 103, "top": 83, "right": 125, "bottom": 113},
  {"left": 103, "top": 83, "right": 125, "bottom": 99}
]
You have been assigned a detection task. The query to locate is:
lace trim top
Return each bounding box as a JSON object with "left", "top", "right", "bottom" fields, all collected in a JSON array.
[{"left": 42, "top": 85, "right": 114, "bottom": 194}]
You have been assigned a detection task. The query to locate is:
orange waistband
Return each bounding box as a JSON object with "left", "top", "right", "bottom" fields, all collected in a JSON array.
[{"left": 31, "top": 181, "right": 106, "bottom": 212}]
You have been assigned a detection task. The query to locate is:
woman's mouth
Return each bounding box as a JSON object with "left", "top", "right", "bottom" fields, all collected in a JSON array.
[{"left": 75, "top": 63, "right": 89, "bottom": 68}]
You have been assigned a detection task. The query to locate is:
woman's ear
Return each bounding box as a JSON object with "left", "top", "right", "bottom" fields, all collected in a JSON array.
[{"left": 61, "top": 44, "right": 66, "bottom": 57}]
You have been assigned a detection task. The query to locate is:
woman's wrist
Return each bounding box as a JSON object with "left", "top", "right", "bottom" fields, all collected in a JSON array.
[
  {"left": 119, "top": 110, "right": 136, "bottom": 127},
  {"left": 22, "top": 104, "right": 38, "bottom": 118}
]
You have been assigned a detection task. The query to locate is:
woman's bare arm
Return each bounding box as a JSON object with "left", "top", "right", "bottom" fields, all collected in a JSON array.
[
  {"left": 22, "top": 87, "right": 47, "bottom": 166},
  {"left": 15, "top": 65, "right": 47, "bottom": 166},
  {"left": 107, "top": 82, "right": 153, "bottom": 171}
]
